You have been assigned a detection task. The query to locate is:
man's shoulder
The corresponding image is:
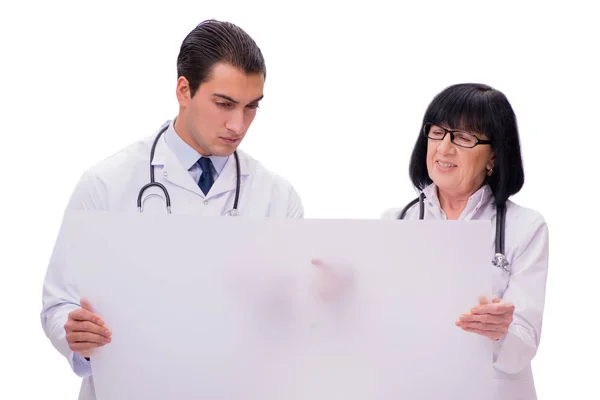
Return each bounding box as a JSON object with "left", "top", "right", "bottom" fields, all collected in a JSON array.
[
  {"left": 236, "top": 148, "right": 296, "bottom": 191},
  {"left": 66, "top": 135, "right": 155, "bottom": 210},
  {"left": 85, "top": 135, "right": 154, "bottom": 179},
  {"left": 236, "top": 149, "right": 303, "bottom": 218}
]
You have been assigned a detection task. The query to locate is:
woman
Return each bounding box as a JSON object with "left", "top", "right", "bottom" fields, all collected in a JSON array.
[{"left": 382, "top": 83, "right": 549, "bottom": 399}]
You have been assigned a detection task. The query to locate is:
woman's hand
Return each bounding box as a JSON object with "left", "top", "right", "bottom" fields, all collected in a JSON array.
[{"left": 455, "top": 296, "right": 515, "bottom": 341}]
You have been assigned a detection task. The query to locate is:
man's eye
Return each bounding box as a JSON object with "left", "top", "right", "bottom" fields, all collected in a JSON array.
[{"left": 217, "top": 102, "right": 232, "bottom": 108}]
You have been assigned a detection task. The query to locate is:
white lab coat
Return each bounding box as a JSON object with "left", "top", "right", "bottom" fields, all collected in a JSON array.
[
  {"left": 381, "top": 183, "right": 549, "bottom": 400},
  {"left": 40, "top": 121, "right": 304, "bottom": 400}
]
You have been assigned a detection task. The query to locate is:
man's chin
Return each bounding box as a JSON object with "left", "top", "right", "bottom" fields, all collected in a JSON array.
[
  {"left": 212, "top": 140, "right": 242, "bottom": 156},
  {"left": 207, "top": 149, "right": 234, "bottom": 158}
]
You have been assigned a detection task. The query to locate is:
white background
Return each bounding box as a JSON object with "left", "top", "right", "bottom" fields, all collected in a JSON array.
[{"left": 1, "top": 0, "right": 598, "bottom": 399}]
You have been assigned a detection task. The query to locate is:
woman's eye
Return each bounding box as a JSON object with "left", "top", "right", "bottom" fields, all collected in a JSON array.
[{"left": 456, "top": 134, "right": 473, "bottom": 143}]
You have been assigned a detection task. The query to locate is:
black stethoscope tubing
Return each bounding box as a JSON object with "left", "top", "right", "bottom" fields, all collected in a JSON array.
[
  {"left": 136, "top": 125, "right": 241, "bottom": 215},
  {"left": 398, "top": 193, "right": 509, "bottom": 271}
]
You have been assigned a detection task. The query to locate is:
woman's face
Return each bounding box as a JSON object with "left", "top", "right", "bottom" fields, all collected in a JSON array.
[{"left": 425, "top": 124, "right": 495, "bottom": 199}]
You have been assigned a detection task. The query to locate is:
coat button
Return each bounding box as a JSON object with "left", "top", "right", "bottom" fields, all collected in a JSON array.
[
  {"left": 163, "top": 171, "right": 168, "bottom": 177},
  {"left": 203, "top": 200, "right": 208, "bottom": 205}
]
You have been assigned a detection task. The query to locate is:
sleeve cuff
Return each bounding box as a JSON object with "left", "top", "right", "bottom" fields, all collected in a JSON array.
[
  {"left": 71, "top": 351, "right": 92, "bottom": 377},
  {"left": 492, "top": 325, "right": 537, "bottom": 374}
]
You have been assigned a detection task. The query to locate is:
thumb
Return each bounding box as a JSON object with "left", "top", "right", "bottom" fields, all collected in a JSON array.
[
  {"left": 491, "top": 296, "right": 502, "bottom": 303},
  {"left": 311, "top": 259, "right": 335, "bottom": 276},
  {"left": 80, "top": 298, "right": 106, "bottom": 326},
  {"left": 80, "top": 298, "right": 94, "bottom": 312}
]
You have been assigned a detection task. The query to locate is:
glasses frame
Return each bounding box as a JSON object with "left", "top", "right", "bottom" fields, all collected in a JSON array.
[{"left": 423, "top": 122, "right": 492, "bottom": 149}]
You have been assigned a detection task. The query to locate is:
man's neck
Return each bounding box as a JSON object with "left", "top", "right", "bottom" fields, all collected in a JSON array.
[{"left": 173, "top": 115, "right": 210, "bottom": 156}]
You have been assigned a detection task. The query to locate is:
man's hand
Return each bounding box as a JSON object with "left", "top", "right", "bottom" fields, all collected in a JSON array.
[
  {"left": 455, "top": 296, "right": 515, "bottom": 341},
  {"left": 65, "top": 299, "right": 112, "bottom": 359}
]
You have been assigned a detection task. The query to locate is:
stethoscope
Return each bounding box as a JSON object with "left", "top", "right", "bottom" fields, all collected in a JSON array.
[
  {"left": 398, "top": 193, "right": 510, "bottom": 272},
  {"left": 136, "top": 125, "right": 241, "bottom": 216}
]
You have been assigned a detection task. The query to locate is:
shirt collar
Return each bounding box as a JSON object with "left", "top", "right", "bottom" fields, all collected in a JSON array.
[
  {"left": 421, "top": 182, "right": 494, "bottom": 219},
  {"left": 163, "top": 119, "right": 229, "bottom": 175}
]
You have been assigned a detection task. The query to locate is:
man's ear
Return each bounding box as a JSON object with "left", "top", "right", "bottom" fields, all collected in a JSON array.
[{"left": 175, "top": 76, "right": 191, "bottom": 106}]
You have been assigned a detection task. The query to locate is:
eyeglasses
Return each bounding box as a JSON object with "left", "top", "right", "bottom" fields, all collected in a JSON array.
[{"left": 423, "top": 123, "right": 492, "bottom": 149}]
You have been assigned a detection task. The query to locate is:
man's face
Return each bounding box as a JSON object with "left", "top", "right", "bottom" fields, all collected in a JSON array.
[{"left": 175, "top": 62, "right": 265, "bottom": 156}]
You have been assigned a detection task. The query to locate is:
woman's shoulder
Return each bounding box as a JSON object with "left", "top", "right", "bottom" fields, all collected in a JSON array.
[
  {"left": 504, "top": 200, "right": 549, "bottom": 247},
  {"left": 505, "top": 199, "right": 547, "bottom": 226},
  {"left": 380, "top": 207, "right": 404, "bottom": 220}
]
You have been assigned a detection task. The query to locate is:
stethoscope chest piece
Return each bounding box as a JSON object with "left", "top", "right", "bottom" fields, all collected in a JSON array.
[
  {"left": 492, "top": 253, "right": 510, "bottom": 272},
  {"left": 224, "top": 209, "right": 240, "bottom": 217}
]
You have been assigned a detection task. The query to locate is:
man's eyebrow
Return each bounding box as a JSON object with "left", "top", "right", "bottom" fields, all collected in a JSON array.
[
  {"left": 213, "top": 93, "right": 264, "bottom": 104},
  {"left": 213, "top": 93, "right": 239, "bottom": 103}
]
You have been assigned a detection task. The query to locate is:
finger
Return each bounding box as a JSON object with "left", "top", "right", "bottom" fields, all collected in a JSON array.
[
  {"left": 458, "top": 313, "right": 506, "bottom": 325},
  {"left": 70, "top": 341, "right": 105, "bottom": 353},
  {"left": 68, "top": 320, "right": 112, "bottom": 338},
  {"left": 476, "top": 303, "right": 514, "bottom": 315},
  {"left": 478, "top": 296, "right": 489, "bottom": 305},
  {"left": 311, "top": 259, "right": 340, "bottom": 282},
  {"left": 459, "top": 325, "right": 488, "bottom": 335},
  {"left": 81, "top": 298, "right": 94, "bottom": 312},
  {"left": 70, "top": 308, "right": 105, "bottom": 326},
  {"left": 458, "top": 326, "right": 498, "bottom": 340},
  {"left": 471, "top": 302, "right": 514, "bottom": 315},
  {"left": 67, "top": 331, "right": 111, "bottom": 345},
  {"left": 492, "top": 296, "right": 502, "bottom": 303},
  {"left": 311, "top": 259, "right": 331, "bottom": 272},
  {"left": 457, "top": 321, "right": 506, "bottom": 332},
  {"left": 79, "top": 298, "right": 108, "bottom": 325}
]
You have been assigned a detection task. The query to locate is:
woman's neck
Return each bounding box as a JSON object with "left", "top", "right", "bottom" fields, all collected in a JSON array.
[{"left": 437, "top": 188, "right": 471, "bottom": 220}]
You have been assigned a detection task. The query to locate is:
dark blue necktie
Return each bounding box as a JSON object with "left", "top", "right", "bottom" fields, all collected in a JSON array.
[{"left": 198, "top": 157, "right": 215, "bottom": 195}]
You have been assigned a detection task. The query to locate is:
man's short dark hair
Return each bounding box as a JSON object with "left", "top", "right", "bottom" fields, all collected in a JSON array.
[
  {"left": 177, "top": 19, "right": 266, "bottom": 97},
  {"left": 408, "top": 83, "right": 525, "bottom": 205}
]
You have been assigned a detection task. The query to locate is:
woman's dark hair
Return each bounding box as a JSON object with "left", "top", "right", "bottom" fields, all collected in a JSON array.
[
  {"left": 176, "top": 19, "right": 266, "bottom": 97},
  {"left": 408, "top": 83, "right": 525, "bottom": 205}
]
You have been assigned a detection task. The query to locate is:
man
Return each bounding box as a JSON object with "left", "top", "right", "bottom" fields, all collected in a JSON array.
[{"left": 40, "top": 19, "right": 303, "bottom": 399}]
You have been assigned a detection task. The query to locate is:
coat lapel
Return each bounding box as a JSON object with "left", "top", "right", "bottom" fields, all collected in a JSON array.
[
  {"left": 151, "top": 131, "right": 251, "bottom": 200},
  {"left": 206, "top": 150, "right": 251, "bottom": 199},
  {"left": 151, "top": 133, "right": 203, "bottom": 197}
]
